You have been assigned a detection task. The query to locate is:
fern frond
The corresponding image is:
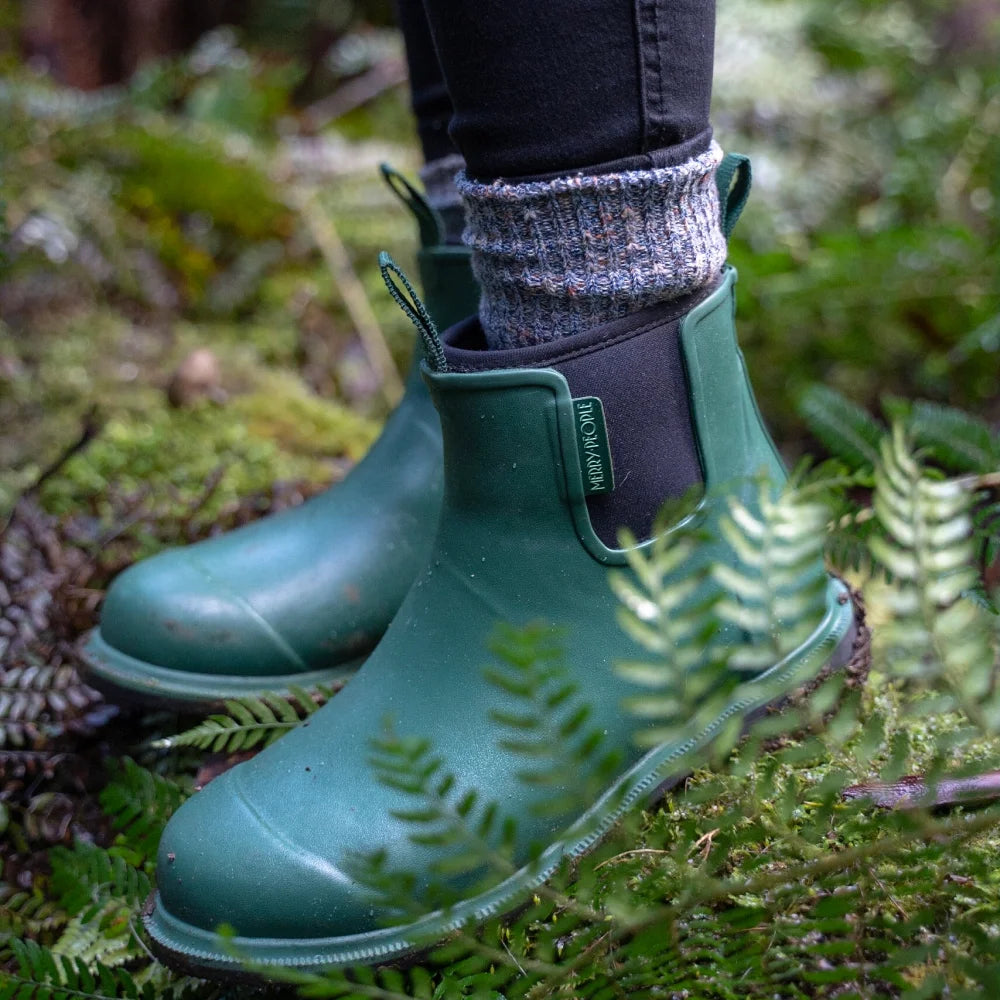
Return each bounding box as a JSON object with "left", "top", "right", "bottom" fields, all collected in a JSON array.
[
  {"left": 2, "top": 938, "right": 156, "bottom": 1000},
  {"left": 49, "top": 842, "right": 152, "bottom": 920},
  {"left": 152, "top": 685, "right": 330, "bottom": 753},
  {"left": 352, "top": 626, "right": 624, "bottom": 918},
  {"left": 0, "top": 887, "right": 65, "bottom": 941},
  {"left": 365, "top": 724, "right": 515, "bottom": 893},
  {"left": 798, "top": 384, "right": 883, "bottom": 471},
  {"left": 614, "top": 480, "right": 835, "bottom": 754},
  {"left": 485, "top": 624, "right": 621, "bottom": 815},
  {"left": 713, "top": 480, "right": 831, "bottom": 672},
  {"left": 870, "top": 425, "right": 996, "bottom": 724},
  {"left": 0, "top": 665, "right": 100, "bottom": 749},
  {"left": 98, "top": 759, "right": 186, "bottom": 862},
  {"left": 612, "top": 533, "right": 721, "bottom": 746},
  {"left": 908, "top": 400, "right": 1000, "bottom": 474},
  {"left": 51, "top": 909, "right": 139, "bottom": 968},
  {"left": 128, "top": 963, "right": 209, "bottom": 1000},
  {"left": 249, "top": 959, "right": 461, "bottom": 1000}
]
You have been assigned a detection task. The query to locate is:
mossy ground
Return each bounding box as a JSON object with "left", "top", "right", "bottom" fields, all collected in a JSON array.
[{"left": 2, "top": 4, "right": 999, "bottom": 996}]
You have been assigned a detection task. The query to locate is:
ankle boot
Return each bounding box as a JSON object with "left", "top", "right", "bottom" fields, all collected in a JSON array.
[
  {"left": 144, "top": 168, "right": 870, "bottom": 975},
  {"left": 82, "top": 168, "right": 479, "bottom": 706}
]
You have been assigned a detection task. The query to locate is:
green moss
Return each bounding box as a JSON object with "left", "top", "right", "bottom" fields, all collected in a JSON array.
[
  {"left": 36, "top": 376, "right": 378, "bottom": 534},
  {"left": 232, "top": 369, "right": 378, "bottom": 460},
  {"left": 106, "top": 124, "right": 292, "bottom": 242}
]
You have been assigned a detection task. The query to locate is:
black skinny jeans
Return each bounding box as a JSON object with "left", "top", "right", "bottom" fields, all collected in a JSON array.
[{"left": 396, "top": 0, "right": 716, "bottom": 182}]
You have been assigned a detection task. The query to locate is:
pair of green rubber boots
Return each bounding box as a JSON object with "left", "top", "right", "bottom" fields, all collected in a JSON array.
[{"left": 82, "top": 159, "right": 864, "bottom": 978}]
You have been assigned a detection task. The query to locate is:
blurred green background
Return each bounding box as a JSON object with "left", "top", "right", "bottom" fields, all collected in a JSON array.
[{"left": 1, "top": 0, "right": 998, "bottom": 526}]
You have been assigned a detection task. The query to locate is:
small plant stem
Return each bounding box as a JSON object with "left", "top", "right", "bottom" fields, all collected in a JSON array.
[{"left": 288, "top": 184, "right": 404, "bottom": 408}]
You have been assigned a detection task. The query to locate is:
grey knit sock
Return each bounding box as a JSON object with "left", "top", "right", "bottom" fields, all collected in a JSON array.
[
  {"left": 419, "top": 153, "right": 467, "bottom": 245},
  {"left": 458, "top": 142, "right": 727, "bottom": 349}
]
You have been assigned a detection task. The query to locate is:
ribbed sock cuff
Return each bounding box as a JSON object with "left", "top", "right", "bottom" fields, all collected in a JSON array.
[
  {"left": 458, "top": 142, "right": 726, "bottom": 349},
  {"left": 419, "top": 153, "right": 467, "bottom": 244}
]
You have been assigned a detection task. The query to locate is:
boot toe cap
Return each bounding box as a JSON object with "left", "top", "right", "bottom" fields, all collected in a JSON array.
[
  {"left": 154, "top": 771, "right": 378, "bottom": 941},
  {"left": 97, "top": 550, "right": 305, "bottom": 677}
]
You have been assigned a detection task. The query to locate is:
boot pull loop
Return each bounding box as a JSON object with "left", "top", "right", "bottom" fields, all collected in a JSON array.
[
  {"left": 379, "top": 252, "right": 448, "bottom": 373},
  {"left": 715, "top": 153, "right": 752, "bottom": 239},
  {"left": 379, "top": 163, "right": 444, "bottom": 249}
]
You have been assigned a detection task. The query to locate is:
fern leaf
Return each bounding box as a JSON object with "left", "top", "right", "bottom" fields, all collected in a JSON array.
[
  {"left": 870, "top": 425, "right": 995, "bottom": 722},
  {"left": 799, "top": 384, "right": 883, "bottom": 470},
  {"left": 613, "top": 533, "right": 721, "bottom": 746},
  {"left": 3, "top": 938, "right": 154, "bottom": 1000},
  {"left": 152, "top": 686, "right": 330, "bottom": 753},
  {"left": 908, "top": 400, "right": 1000, "bottom": 474},
  {"left": 713, "top": 482, "right": 830, "bottom": 671},
  {"left": 51, "top": 909, "right": 138, "bottom": 968},
  {"left": 49, "top": 842, "right": 152, "bottom": 918},
  {"left": 97, "top": 759, "right": 186, "bottom": 862},
  {"left": 0, "top": 887, "right": 65, "bottom": 941},
  {"left": 0, "top": 665, "right": 101, "bottom": 749}
]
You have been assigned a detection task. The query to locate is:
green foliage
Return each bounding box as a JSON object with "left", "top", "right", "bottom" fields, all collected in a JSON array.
[
  {"left": 35, "top": 393, "right": 373, "bottom": 529},
  {"left": 98, "top": 759, "right": 187, "bottom": 863},
  {"left": 154, "top": 686, "right": 330, "bottom": 753},
  {"left": 3, "top": 4, "right": 999, "bottom": 996},
  {"left": 799, "top": 384, "right": 884, "bottom": 471},
  {"left": 3, "top": 939, "right": 164, "bottom": 1000},
  {"left": 0, "top": 30, "right": 401, "bottom": 515},
  {"left": 799, "top": 385, "right": 1000, "bottom": 586},
  {"left": 716, "top": 0, "right": 1000, "bottom": 441},
  {"left": 613, "top": 530, "right": 724, "bottom": 745},
  {"left": 49, "top": 843, "right": 152, "bottom": 922},
  {"left": 484, "top": 624, "right": 624, "bottom": 812},
  {"left": 110, "top": 124, "right": 290, "bottom": 240},
  {"left": 871, "top": 427, "right": 995, "bottom": 720},
  {"left": 269, "top": 419, "right": 998, "bottom": 999},
  {"left": 802, "top": 387, "right": 1000, "bottom": 481},
  {"left": 714, "top": 484, "right": 831, "bottom": 670},
  {"left": 1, "top": 761, "right": 198, "bottom": 998},
  {"left": 0, "top": 889, "right": 65, "bottom": 945},
  {"left": 907, "top": 402, "right": 1000, "bottom": 475},
  {"left": 4, "top": 415, "right": 999, "bottom": 997}
]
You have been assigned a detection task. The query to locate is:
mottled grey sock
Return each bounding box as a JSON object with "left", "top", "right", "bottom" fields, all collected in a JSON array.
[
  {"left": 458, "top": 142, "right": 727, "bottom": 350},
  {"left": 419, "top": 153, "right": 467, "bottom": 245}
]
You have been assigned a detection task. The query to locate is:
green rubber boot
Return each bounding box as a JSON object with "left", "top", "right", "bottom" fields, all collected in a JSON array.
[
  {"left": 145, "top": 161, "right": 870, "bottom": 977},
  {"left": 81, "top": 168, "right": 479, "bottom": 707}
]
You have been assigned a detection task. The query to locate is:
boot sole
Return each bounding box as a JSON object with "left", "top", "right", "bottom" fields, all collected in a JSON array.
[
  {"left": 80, "top": 628, "right": 363, "bottom": 713},
  {"left": 144, "top": 579, "right": 868, "bottom": 978}
]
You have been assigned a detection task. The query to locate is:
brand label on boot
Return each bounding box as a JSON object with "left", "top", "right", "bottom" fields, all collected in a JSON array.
[{"left": 573, "top": 397, "right": 615, "bottom": 495}]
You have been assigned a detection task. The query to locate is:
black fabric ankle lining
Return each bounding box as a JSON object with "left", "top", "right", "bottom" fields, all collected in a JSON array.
[{"left": 438, "top": 281, "right": 716, "bottom": 546}]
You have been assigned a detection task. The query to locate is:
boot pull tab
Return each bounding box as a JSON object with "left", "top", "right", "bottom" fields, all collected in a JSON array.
[
  {"left": 379, "top": 163, "right": 444, "bottom": 249},
  {"left": 715, "top": 153, "right": 752, "bottom": 239},
  {"left": 379, "top": 252, "right": 448, "bottom": 373}
]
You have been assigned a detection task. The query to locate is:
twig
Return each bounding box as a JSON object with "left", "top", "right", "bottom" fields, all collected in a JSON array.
[
  {"left": 288, "top": 184, "right": 403, "bottom": 408},
  {"left": 869, "top": 870, "right": 907, "bottom": 919},
  {"left": 843, "top": 770, "right": 1000, "bottom": 810},
  {"left": 501, "top": 935, "right": 527, "bottom": 976},
  {"left": 1, "top": 408, "right": 102, "bottom": 536},
  {"left": 957, "top": 470, "right": 1000, "bottom": 491},
  {"left": 26, "top": 407, "right": 102, "bottom": 494},
  {"left": 301, "top": 57, "right": 408, "bottom": 131},
  {"left": 594, "top": 848, "right": 673, "bottom": 870}
]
